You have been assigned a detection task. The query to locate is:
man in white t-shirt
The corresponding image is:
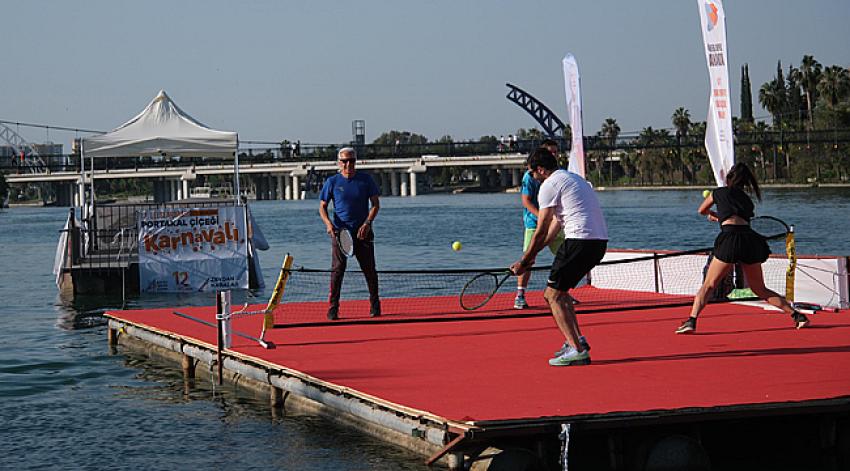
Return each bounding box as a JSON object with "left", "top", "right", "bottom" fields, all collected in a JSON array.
[{"left": 510, "top": 148, "right": 608, "bottom": 366}]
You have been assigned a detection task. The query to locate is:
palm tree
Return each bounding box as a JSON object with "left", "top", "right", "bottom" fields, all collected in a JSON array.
[
  {"left": 600, "top": 118, "right": 620, "bottom": 184},
  {"left": 759, "top": 79, "right": 785, "bottom": 128},
  {"left": 686, "top": 122, "right": 707, "bottom": 184},
  {"left": 672, "top": 108, "right": 691, "bottom": 138},
  {"left": 798, "top": 55, "right": 822, "bottom": 129},
  {"left": 655, "top": 129, "right": 674, "bottom": 183},
  {"left": 786, "top": 65, "right": 805, "bottom": 129},
  {"left": 672, "top": 108, "right": 691, "bottom": 184},
  {"left": 817, "top": 65, "right": 850, "bottom": 156},
  {"left": 637, "top": 127, "right": 659, "bottom": 184},
  {"left": 817, "top": 65, "right": 850, "bottom": 112},
  {"left": 751, "top": 121, "right": 771, "bottom": 180}
]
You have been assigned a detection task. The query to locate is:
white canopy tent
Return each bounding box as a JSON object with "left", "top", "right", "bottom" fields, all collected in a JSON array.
[
  {"left": 75, "top": 91, "right": 266, "bottom": 289},
  {"left": 80, "top": 90, "right": 240, "bottom": 210}
]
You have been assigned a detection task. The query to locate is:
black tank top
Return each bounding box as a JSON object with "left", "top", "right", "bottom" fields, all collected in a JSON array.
[{"left": 712, "top": 186, "right": 754, "bottom": 223}]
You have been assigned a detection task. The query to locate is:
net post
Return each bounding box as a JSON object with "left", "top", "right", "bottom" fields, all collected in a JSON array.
[
  {"left": 653, "top": 252, "right": 661, "bottom": 293},
  {"left": 785, "top": 226, "right": 797, "bottom": 302},
  {"left": 220, "top": 290, "right": 232, "bottom": 348},
  {"left": 215, "top": 291, "right": 225, "bottom": 385},
  {"left": 262, "top": 253, "right": 293, "bottom": 337},
  {"left": 839, "top": 257, "right": 849, "bottom": 309}
]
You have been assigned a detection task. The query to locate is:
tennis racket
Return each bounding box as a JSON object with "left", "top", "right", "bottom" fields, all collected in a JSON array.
[
  {"left": 337, "top": 228, "right": 355, "bottom": 257},
  {"left": 459, "top": 270, "right": 514, "bottom": 310},
  {"left": 751, "top": 215, "right": 796, "bottom": 301},
  {"left": 750, "top": 215, "right": 790, "bottom": 241}
]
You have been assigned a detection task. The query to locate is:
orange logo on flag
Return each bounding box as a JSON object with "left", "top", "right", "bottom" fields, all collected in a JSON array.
[{"left": 704, "top": 1, "right": 719, "bottom": 31}]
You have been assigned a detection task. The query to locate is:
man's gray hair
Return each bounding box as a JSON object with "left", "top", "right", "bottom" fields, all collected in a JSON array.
[{"left": 337, "top": 147, "right": 357, "bottom": 159}]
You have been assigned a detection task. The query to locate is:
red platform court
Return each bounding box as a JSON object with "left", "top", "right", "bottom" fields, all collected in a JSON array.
[{"left": 106, "top": 286, "right": 850, "bottom": 468}]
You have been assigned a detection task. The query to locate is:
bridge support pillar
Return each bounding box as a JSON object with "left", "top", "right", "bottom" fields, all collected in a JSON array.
[
  {"left": 390, "top": 171, "right": 400, "bottom": 196},
  {"left": 499, "top": 168, "right": 510, "bottom": 188},
  {"left": 182, "top": 179, "right": 189, "bottom": 200},
  {"left": 276, "top": 176, "right": 284, "bottom": 200},
  {"left": 400, "top": 176, "right": 408, "bottom": 197},
  {"left": 409, "top": 172, "right": 418, "bottom": 197},
  {"left": 153, "top": 179, "right": 170, "bottom": 203},
  {"left": 512, "top": 168, "right": 521, "bottom": 186},
  {"left": 375, "top": 172, "right": 390, "bottom": 196},
  {"left": 284, "top": 175, "right": 293, "bottom": 200},
  {"left": 292, "top": 175, "right": 301, "bottom": 200},
  {"left": 253, "top": 175, "right": 265, "bottom": 200},
  {"left": 51, "top": 182, "right": 72, "bottom": 207},
  {"left": 260, "top": 176, "right": 268, "bottom": 200},
  {"left": 476, "top": 169, "right": 489, "bottom": 190},
  {"left": 269, "top": 175, "right": 278, "bottom": 201},
  {"left": 171, "top": 179, "right": 179, "bottom": 201},
  {"left": 76, "top": 179, "right": 84, "bottom": 207}
]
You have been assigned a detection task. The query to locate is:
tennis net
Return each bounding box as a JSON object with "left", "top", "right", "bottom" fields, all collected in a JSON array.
[{"left": 268, "top": 247, "right": 791, "bottom": 327}]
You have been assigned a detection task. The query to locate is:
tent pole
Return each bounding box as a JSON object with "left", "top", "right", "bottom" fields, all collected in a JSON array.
[
  {"left": 90, "top": 153, "right": 97, "bottom": 252},
  {"left": 234, "top": 137, "right": 241, "bottom": 205},
  {"left": 80, "top": 140, "right": 86, "bottom": 221}
]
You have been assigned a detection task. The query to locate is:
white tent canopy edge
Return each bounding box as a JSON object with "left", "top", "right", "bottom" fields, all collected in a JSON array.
[{"left": 79, "top": 90, "right": 241, "bottom": 210}]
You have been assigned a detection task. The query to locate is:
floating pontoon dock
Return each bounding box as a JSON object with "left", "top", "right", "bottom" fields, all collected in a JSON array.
[{"left": 105, "top": 292, "right": 850, "bottom": 469}]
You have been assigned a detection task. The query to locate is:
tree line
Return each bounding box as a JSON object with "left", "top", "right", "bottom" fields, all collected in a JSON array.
[{"left": 375, "top": 55, "right": 850, "bottom": 187}]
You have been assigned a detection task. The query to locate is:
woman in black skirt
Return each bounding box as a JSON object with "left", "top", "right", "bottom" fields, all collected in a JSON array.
[{"left": 675, "top": 163, "right": 809, "bottom": 333}]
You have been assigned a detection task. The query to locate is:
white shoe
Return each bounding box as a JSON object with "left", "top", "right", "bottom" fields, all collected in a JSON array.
[
  {"left": 513, "top": 294, "right": 528, "bottom": 309},
  {"left": 553, "top": 337, "right": 590, "bottom": 356},
  {"left": 548, "top": 346, "right": 591, "bottom": 366}
]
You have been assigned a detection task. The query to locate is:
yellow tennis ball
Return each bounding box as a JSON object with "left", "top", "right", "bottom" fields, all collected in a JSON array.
[
  {"left": 452, "top": 241, "right": 462, "bottom": 251},
  {"left": 702, "top": 189, "right": 711, "bottom": 198}
]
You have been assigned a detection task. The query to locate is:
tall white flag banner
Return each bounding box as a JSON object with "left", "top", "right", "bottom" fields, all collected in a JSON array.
[
  {"left": 138, "top": 206, "right": 249, "bottom": 293},
  {"left": 562, "top": 53, "right": 586, "bottom": 178},
  {"left": 697, "top": 0, "right": 735, "bottom": 186}
]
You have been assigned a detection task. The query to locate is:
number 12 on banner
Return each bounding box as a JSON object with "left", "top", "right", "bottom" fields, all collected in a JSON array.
[{"left": 172, "top": 271, "right": 190, "bottom": 287}]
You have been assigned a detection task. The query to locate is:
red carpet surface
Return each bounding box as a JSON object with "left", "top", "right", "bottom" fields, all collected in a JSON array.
[{"left": 108, "top": 296, "right": 850, "bottom": 425}]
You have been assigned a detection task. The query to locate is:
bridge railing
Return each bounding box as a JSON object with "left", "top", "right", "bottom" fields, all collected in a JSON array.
[{"left": 3, "top": 129, "right": 849, "bottom": 174}]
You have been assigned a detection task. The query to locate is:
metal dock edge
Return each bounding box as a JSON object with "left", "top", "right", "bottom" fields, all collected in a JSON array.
[{"left": 106, "top": 317, "right": 474, "bottom": 468}]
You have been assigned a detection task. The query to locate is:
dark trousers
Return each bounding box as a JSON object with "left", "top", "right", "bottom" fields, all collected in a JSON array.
[{"left": 329, "top": 230, "right": 380, "bottom": 310}]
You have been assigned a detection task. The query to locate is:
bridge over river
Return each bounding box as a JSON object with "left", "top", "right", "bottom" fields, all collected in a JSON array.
[{"left": 6, "top": 153, "right": 528, "bottom": 206}]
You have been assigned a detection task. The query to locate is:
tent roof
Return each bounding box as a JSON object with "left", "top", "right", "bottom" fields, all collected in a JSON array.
[{"left": 82, "top": 90, "right": 237, "bottom": 158}]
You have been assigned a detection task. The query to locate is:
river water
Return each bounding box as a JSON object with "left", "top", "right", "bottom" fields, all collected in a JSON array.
[{"left": 1, "top": 188, "right": 848, "bottom": 470}]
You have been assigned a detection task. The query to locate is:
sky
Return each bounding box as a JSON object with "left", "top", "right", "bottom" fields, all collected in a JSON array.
[{"left": 3, "top": 0, "right": 849, "bottom": 148}]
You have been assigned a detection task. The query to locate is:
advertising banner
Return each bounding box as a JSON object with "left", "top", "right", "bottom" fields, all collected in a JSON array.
[
  {"left": 562, "top": 53, "right": 586, "bottom": 178},
  {"left": 697, "top": 0, "right": 735, "bottom": 186},
  {"left": 138, "top": 206, "right": 248, "bottom": 293}
]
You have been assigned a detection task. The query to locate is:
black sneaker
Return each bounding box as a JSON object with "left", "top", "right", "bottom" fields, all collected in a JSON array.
[
  {"left": 675, "top": 317, "right": 697, "bottom": 334},
  {"left": 791, "top": 311, "right": 809, "bottom": 329},
  {"left": 327, "top": 306, "right": 339, "bottom": 321},
  {"left": 369, "top": 303, "right": 381, "bottom": 318}
]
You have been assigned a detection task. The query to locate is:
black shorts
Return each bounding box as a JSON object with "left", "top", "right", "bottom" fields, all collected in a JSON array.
[
  {"left": 712, "top": 225, "right": 770, "bottom": 264},
  {"left": 548, "top": 239, "right": 608, "bottom": 291}
]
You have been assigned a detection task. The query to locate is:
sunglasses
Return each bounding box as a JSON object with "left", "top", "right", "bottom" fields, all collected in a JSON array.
[{"left": 338, "top": 159, "right": 356, "bottom": 164}]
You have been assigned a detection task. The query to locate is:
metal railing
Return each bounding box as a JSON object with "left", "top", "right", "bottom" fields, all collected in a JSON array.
[{"left": 63, "top": 199, "right": 240, "bottom": 271}]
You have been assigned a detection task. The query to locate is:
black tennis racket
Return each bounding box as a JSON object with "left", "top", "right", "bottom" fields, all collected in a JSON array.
[
  {"left": 750, "top": 215, "right": 791, "bottom": 241},
  {"left": 336, "top": 228, "right": 354, "bottom": 257},
  {"left": 459, "top": 270, "right": 514, "bottom": 310}
]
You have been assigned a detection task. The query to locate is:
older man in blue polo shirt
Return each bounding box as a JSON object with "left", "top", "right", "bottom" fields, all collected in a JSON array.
[{"left": 319, "top": 147, "right": 381, "bottom": 320}]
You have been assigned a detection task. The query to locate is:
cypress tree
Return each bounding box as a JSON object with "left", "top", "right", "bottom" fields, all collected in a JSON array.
[
  {"left": 740, "top": 64, "right": 754, "bottom": 123},
  {"left": 775, "top": 61, "right": 788, "bottom": 124}
]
